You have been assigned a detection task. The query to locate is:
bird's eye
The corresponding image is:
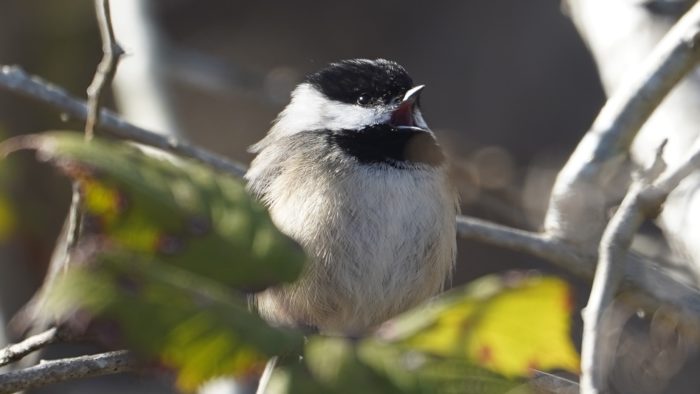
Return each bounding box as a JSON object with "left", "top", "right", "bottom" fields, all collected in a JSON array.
[{"left": 356, "top": 94, "right": 371, "bottom": 106}]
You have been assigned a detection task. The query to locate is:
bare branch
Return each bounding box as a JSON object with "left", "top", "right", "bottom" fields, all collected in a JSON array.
[
  {"left": 457, "top": 214, "right": 700, "bottom": 317},
  {"left": 0, "top": 328, "right": 60, "bottom": 368},
  {"left": 0, "top": 350, "right": 136, "bottom": 394},
  {"left": 56, "top": 0, "right": 126, "bottom": 331},
  {"left": 580, "top": 182, "right": 652, "bottom": 394},
  {"left": 457, "top": 216, "right": 593, "bottom": 277},
  {"left": 0, "top": 66, "right": 247, "bottom": 178},
  {"left": 581, "top": 140, "right": 700, "bottom": 394},
  {"left": 544, "top": 2, "right": 700, "bottom": 246},
  {"left": 85, "top": 0, "right": 124, "bottom": 139}
]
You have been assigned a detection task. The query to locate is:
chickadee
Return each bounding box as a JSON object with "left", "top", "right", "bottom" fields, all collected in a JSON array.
[{"left": 246, "top": 59, "right": 457, "bottom": 334}]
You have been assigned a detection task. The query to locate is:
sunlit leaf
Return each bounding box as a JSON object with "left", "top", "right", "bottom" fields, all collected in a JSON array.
[
  {"left": 379, "top": 274, "right": 580, "bottom": 378},
  {"left": 4, "top": 131, "right": 305, "bottom": 289},
  {"left": 42, "top": 250, "right": 305, "bottom": 391}
]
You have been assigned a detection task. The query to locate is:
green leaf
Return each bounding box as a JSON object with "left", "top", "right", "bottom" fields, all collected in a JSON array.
[
  {"left": 10, "top": 131, "right": 305, "bottom": 289},
  {"left": 42, "top": 250, "right": 305, "bottom": 391},
  {"left": 266, "top": 337, "right": 523, "bottom": 394},
  {"left": 378, "top": 274, "right": 580, "bottom": 378},
  {"left": 267, "top": 337, "right": 408, "bottom": 394},
  {"left": 305, "top": 337, "right": 407, "bottom": 394}
]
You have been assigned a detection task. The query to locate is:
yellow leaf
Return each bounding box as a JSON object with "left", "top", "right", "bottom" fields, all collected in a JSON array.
[{"left": 382, "top": 274, "right": 580, "bottom": 378}]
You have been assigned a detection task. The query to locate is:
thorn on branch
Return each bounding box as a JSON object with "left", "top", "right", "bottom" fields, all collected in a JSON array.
[{"left": 641, "top": 138, "right": 668, "bottom": 182}]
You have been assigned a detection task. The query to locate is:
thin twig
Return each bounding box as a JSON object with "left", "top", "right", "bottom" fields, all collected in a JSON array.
[
  {"left": 64, "top": 0, "right": 125, "bottom": 276},
  {"left": 256, "top": 356, "right": 278, "bottom": 394},
  {"left": 0, "top": 65, "right": 247, "bottom": 178},
  {"left": 85, "top": 0, "right": 124, "bottom": 140},
  {"left": 544, "top": 1, "right": 700, "bottom": 246},
  {"left": 0, "top": 350, "right": 136, "bottom": 394},
  {"left": 580, "top": 140, "right": 700, "bottom": 394},
  {"left": 0, "top": 328, "right": 60, "bottom": 368},
  {"left": 527, "top": 370, "right": 579, "bottom": 394}
]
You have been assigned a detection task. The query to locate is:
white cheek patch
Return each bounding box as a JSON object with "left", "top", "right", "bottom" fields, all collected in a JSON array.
[
  {"left": 321, "top": 99, "right": 390, "bottom": 131},
  {"left": 270, "top": 83, "right": 390, "bottom": 137}
]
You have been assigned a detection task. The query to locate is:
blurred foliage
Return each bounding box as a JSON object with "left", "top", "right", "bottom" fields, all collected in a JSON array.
[
  {"left": 10, "top": 131, "right": 306, "bottom": 289},
  {"left": 42, "top": 252, "right": 305, "bottom": 391},
  {"left": 266, "top": 336, "right": 527, "bottom": 394},
  {"left": 4, "top": 132, "right": 580, "bottom": 393}
]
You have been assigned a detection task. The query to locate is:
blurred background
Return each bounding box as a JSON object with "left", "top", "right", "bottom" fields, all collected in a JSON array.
[{"left": 0, "top": 0, "right": 605, "bottom": 392}]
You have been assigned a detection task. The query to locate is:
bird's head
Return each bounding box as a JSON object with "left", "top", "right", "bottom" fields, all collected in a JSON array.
[{"left": 270, "top": 59, "right": 428, "bottom": 137}]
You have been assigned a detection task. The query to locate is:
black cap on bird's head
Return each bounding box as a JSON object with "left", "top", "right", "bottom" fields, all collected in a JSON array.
[
  {"left": 260, "top": 58, "right": 431, "bottom": 150},
  {"left": 306, "top": 59, "right": 414, "bottom": 106},
  {"left": 252, "top": 59, "right": 441, "bottom": 167},
  {"left": 305, "top": 59, "right": 426, "bottom": 129}
]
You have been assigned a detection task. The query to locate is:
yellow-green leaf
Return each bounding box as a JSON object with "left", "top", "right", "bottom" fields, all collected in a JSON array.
[{"left": 379, "top": 274, "right": 580, "bottom": 378}]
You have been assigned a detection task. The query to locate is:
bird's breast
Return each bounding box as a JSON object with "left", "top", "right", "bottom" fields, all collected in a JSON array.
[{"left": 257, "top": 159, "right": 456, "bottom": 333}]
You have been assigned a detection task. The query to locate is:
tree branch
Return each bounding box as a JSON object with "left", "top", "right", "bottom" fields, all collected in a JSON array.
[
  {"left": 56, "top": 0, "right": 125, "bottom": 340},
  {"left": 0, "top": 65, "right": 247, "bottom": 178},
  {"left": 85, "top": 0, "right": 124, "bottom": 140},
  {"left": 456, "top": 216, "right": 593, "bottom": 277},
  {"left": 0, "top": 350, "right": 136, "bottom": 394},
  {"left": 581, "top": 140, "right": 700, "bottom": 394},
  {"left": 77, "top": 0, "right": 123, "bottom": 256},
  {"left": 544, "top": 1, "right": 700, "bottom": 246},
  {"left": 457, "top": 214, "right": 700, "bottom": 317},
  {"left": 0, "top": 328, "right": 60, "bottom": 368}
]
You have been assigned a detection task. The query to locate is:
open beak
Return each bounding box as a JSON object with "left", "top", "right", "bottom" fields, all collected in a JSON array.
[{"left": 390, "top": 85, "right": 424, "bottom": 128}]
